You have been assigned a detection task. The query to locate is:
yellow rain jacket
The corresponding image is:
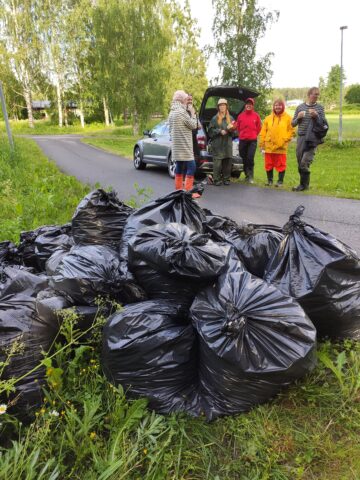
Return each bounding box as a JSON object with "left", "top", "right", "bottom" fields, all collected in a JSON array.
[{"left": 259, "top": 112, "right": 295, "bottom": 154}]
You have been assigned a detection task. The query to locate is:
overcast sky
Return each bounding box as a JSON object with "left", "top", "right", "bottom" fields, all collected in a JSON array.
[{"left": 188, "top": 0, "right": 360, "bottom": 88}]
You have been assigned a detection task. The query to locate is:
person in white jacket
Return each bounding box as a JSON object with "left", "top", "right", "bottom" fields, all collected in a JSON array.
[{"left": 168, "top": 90, "right": 200, "bottom": 194}]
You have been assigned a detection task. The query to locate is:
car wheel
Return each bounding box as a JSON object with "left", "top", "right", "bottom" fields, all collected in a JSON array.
[
  {"left": 167, "top": 153, "right": 176, "bottom": 178},
  {"left": 134, "top": 146, "right": 146, "bottom": 170}
]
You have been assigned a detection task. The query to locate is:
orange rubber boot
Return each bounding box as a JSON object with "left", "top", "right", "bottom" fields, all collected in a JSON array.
[
  {"left": 184, "top": 175, "right": 194, "bottom": 191},
  {"left": 175, "top": 174, "right": 183, "bottom": 190}
]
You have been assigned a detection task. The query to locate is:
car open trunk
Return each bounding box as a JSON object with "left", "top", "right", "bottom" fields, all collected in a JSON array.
[{"left": 198, "top": 85, "right": 260, "bottom": 138}]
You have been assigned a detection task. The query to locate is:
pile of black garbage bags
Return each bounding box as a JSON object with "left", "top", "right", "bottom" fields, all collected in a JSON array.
[{"left": 1, "top": 189, "right": 360, "bottom": 421}]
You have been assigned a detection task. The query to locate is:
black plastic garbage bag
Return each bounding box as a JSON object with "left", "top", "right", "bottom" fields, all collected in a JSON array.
[
  {"left": 17, "top": 224, "right": 72, "bottom": 272},
  {"left": 36, "top": 289, "right": 106, "bottom": 336},
  {"left": 102, "top": 300, "right": 200, "bottom": 415},
  {"left": 0, "top": 265, "right": 48, "bottom": 299},
  {"left": 35, "top": 225, "right": 73, "bottom": 271},
  {"left": 264, "top": 205, "right": 360, "bottom": 339},
  {"left": 190, "top": 271, "right": 317, "bottom": 420},
  {"left": 129, "top": 223, "right": 229, "bottom": 279},
  {"left": 72, "top": 189, "right": 134, "bottom": 248},
  {"left": 203, "top": 209, "right": 284, "bottom": 278},
  {"left": 49, "top": 244, "right": 145, "bottom": 305},
  {"left": 0, "top": 241, "right": 19, "bottom": 265},
  {"left": 45, "top": 247, "right": 72, "bottom": 276},
  {"left": 127, "top": 259, "right": 199, "bottom": 304},
  {"left": 128, "top": 223, "right": 230, "bottom": 303},
  {"left": 0, "top": 292, "right": 61, "bottom": 418},
  {"left": 120, "top": 190, "right": 207, "bottom": 275}
]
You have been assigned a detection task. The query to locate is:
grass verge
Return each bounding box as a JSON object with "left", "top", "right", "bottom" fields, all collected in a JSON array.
[{"left": 0, "top": 136, "right": 360, "bottom": 479}]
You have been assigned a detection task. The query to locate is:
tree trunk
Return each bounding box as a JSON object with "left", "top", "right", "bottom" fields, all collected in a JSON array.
[
  {"left": 123, "top": 109, "right": 128, "bottom": 124},
  {"left": 64, "top": 108, "right": 68, "bottom": 126},
  {"left": 56, "top": 80, "right": 63, "bottom": 127},
  {"left": 79, "top": 100, "right": 85, "bottom": 128},
  {"left": 23, "top": 87, "right": 34, "bottom": 128},
  {"left": 103, "top": 97, "right": 110, "bottom": 126},
  {"left": 133, "top": 110, "right": 139, "bottom": 136}
]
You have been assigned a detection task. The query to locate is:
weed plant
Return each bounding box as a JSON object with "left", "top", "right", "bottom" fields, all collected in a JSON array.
[{"left": 0, "top": 137, "right": 360, "bottom": 479}]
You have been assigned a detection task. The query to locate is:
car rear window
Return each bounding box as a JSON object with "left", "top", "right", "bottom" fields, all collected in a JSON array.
[{"left": 204, "top": 97, "right": 245, "bottom": 116}]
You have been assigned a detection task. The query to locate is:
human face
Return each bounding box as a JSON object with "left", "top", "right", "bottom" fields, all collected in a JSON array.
[
  {"left": 186, "top": 95, "right": 193, "bottom": 106},
  {"left": 273, "top": 102, "right": 283, "bottom": 114},
  {"left": 308, "top": 89, "right": 320, "bottom": 104},
  {"left": 245, "top": 102, "right": 253, "bottom": 111},
  {"left": 218, "top": 103, "right": 227, "bottom": 114}
]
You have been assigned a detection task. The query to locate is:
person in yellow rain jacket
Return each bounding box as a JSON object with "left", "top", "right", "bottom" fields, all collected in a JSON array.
[{"left": 259, "top": 99, "right": 295, "bottom": 187}]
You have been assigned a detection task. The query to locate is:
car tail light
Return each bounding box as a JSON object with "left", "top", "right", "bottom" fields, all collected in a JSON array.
[{"left": 197, "top": 135, "right": 206, "bottom": 151}]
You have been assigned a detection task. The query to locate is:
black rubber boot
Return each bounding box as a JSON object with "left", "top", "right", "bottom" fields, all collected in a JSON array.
[
  {"left": 302, "top": 172, "right": 310, "bottom": 190},
  {"left": 265, "top": 169, "right": 273, "bottom": 186},
  {"left": 292, "top": 172, "right": 308, "bottom": 191},
  {"left": 275, "top": 170, "right": 285, "bottom": 187},
  {"left": 248, "top": 168, "right": 254, "bottom": 184}
]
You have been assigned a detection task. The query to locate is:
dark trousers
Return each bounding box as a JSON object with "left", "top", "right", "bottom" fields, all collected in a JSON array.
[
  {"left": 296, "top": 135, "right": 316, "bottom": 173},
  {"left": 213, "top": 156, "right": 232, "bottom": 182},
  {"left": 239, "top": 140, "right": 257, "bottom": 176}
]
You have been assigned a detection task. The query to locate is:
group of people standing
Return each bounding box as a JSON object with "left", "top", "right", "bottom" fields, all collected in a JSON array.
[{"left": 168, "top": 87, "right": 327, "bottom": 196}]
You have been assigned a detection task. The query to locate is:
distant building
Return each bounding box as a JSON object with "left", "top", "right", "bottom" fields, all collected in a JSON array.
[
  {"left": 32, "top": 100, "right": 51, "bottom": 110},
  {"left": 286, "top": 99, "right": 303, "bottom": 107}
]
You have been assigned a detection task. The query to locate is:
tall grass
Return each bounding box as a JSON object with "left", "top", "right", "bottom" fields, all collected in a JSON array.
[
  {"left": 0, "top": 137, "right": 360, "bottom": 479},
  {"left": 0, "top": 134, "right": 89, "bottom": 242}
]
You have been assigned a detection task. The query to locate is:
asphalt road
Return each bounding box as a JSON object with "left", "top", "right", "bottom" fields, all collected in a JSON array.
[{"left": 32, "top": 134, "right": 360, "bottom": 254}]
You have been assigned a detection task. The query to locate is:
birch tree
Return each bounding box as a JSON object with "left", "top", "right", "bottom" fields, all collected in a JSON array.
[
  {"left": 0, "top": 0, "right": 42, "bottom": 127},
  {"left": 212, "top": 0, "right": 278, "bottom": 115}
]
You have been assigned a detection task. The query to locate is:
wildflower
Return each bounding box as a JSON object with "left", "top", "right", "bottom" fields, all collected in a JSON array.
[
  {"left": 143, "top": 448, "right": 148, "bottom": 455},
  {"left": 49, "top": 410, "right": 60, "bottom": 417},
  {"left": 89, "top": 431, "right": 96, "bottom": 440},
  {"left": 40, "top": 408, "right": 46, "bottom": 415},
  {"left": 61, "top": 411, "right": 65, "bottom": 416},
  {"left": 0, "top": 404, "right": 7, "bottom": 415}
]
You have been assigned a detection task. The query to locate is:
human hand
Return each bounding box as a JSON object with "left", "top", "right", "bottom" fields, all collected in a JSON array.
[
  {"left": 298, "top": 111, "right": 306, "bottom": 119},
  {"left": 309, "top": 108, "right": 318, "bottom": 118},
  {"left": 220, "top": 129, "right": 227, "bottom": 135},
  {"left": 187, "top": 104, "right": 196, "bottom": 116}
]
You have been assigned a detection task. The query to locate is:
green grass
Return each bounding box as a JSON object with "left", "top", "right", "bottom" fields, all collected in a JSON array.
[
  {"left": 251, "top": 141, "right": 360, "bottom": 199},
  {"left": 326, "top": 114, "right": 360, "bottom": 140},
  {"left": 1, "top": 137, "right": 360, "bottom": 479},
  {"left": 0, "top": 134, "right": 89, "bottom": 242},
  {"left": 82, "top": 136, "right": 136, "bottom": 159}
]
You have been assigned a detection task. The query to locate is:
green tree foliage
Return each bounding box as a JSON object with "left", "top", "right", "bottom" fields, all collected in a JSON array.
[
  {"left": 0, "top": 42, "right": 25, "bottom": 118},
  {"left": 319, "top": 65, "right": 345, "bottom": 109},
  {"left": 345, "top": 84, "right": 360, "bottom": 104},
  {"left": 92, "top": 0, "right": 170, "bottom": 134},
  {"left": 211, "top": 0, "right": 278, "bottom": 116},
  {"left": 0, "top": 0, "right": 44, "bottom": 127},
  {"left": 271, "top": 87, "right": 310, "bottom": 102},
  {"left": 0, "top": 0, "right": 206, "bottom": 128},
  {"left": 163, "top": 0, "right": 208, "bottom": 113}
]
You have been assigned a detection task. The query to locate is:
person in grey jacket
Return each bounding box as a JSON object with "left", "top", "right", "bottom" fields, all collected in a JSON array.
[
  {"left": 291, "top": 87, "right": 327, "bottom": 191},
  {"left": 208, "top": 98, "right": 236, "bottom": 185},
  {"left": 168, "top": 90, "right": 200, "bottom": 194}
]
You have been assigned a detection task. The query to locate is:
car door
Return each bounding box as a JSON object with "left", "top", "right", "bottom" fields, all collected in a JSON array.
[{"left": 143, "top": 122, "right": 170, "bottom": 165}]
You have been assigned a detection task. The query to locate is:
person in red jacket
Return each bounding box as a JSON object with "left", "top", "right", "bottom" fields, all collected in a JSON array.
[{"left": 236, "top": 98, "right": 261, "bottom": 183}]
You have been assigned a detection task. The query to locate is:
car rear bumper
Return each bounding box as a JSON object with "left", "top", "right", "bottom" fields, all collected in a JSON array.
[{"left": 196, "top": 151, "right": 243, "bottom": 173}]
